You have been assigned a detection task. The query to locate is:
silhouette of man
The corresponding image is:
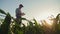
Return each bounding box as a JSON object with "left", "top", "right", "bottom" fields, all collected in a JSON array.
[{"left": 16, "top": 4, "right": 25, "bottom": 24}]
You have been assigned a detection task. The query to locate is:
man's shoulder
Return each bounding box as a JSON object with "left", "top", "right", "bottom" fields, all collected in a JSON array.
[{"left": 16, "top": 8, "right": 19, "bottom": 10}]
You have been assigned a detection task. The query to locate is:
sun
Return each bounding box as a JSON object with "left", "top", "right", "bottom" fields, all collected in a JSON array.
[
  {"left": 45, "top": 19, "right": 53, "bottom": 25},
  {"left": 39, "top": 15, "right": 54, "bottom": 26}
]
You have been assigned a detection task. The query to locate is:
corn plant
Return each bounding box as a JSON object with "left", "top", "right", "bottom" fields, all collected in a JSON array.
[
  {"left": 1, "top": 9, "right": 60, "bottom": 34},
  {"left": 0, "top": 9, "right": 11, "bottom": 34}
]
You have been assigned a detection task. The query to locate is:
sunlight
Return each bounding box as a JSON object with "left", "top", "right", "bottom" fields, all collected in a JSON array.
[
  {"left": 34, "top": 9, "right": 56, "bottom": 26},
  {"left": 39, "top": 15, "right": 54, "bottom": 26},
  {"left": 45, "top": 19, "right": 53, "bottom": 25}
]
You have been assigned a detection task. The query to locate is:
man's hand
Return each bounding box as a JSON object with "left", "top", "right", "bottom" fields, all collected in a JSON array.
[{"left": 21, "top": 13, "right": 25, "bottom": 16}]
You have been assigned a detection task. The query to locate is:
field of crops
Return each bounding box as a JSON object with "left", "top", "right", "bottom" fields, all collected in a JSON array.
[{"left": 0, "top": 9, "right": 60, "bottom": 34}]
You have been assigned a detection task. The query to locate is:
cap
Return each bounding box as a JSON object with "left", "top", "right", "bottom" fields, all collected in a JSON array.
[{"left": 19, "top": 4, "right": 23, "bottom": 7}]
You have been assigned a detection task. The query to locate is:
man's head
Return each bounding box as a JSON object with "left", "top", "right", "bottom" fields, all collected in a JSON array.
[{"left": 19, "top": 4, "right": 23, "bottom": 8}]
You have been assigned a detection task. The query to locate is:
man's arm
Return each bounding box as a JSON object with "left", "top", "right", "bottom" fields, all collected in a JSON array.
[{"left": 21, "top": 12, "right": 25, "bottom": 16}]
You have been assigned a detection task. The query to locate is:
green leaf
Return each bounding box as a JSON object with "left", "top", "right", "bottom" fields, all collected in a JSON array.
[
  {"left": 33, "top": 19, "right": 38, "bottom": 26},
  {"left": 0, "top": 9, "right": 6, "bottom": 15}
]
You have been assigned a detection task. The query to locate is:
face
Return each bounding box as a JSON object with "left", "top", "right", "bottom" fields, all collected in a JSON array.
[{"left": 19, "top": 6, "right": 23, "bottom": 8}]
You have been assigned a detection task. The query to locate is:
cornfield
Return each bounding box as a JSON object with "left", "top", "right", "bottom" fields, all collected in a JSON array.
[{"left": 0, "top": 9, "right": 60, "bottom": 34}]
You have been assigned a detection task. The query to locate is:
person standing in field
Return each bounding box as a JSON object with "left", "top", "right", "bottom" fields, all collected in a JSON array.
[{"left": 16, "top": 4, "right": 25, "bottom": 24}]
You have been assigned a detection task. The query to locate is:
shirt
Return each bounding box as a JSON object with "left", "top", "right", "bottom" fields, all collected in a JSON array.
[{"left": 16, "top": 8, "right": 22, "bottom": 16}]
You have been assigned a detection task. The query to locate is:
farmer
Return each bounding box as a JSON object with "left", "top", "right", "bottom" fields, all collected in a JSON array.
[{"left": 16, "top": 4, "right": 25, "bottom": 24}]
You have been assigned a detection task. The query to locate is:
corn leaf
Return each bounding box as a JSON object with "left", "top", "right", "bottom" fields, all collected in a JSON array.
[{"left": 0, "top": 9, "right": 6, "bottom": 15}]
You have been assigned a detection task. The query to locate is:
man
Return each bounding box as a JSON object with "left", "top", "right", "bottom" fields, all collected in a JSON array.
[{"left": 16, "top": 4, "right": 25, "bottom": 24}]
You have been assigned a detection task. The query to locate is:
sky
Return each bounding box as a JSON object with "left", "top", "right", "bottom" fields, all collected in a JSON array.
[{"left": 0, "top": 0, "right": 60, "bottom": 21}]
